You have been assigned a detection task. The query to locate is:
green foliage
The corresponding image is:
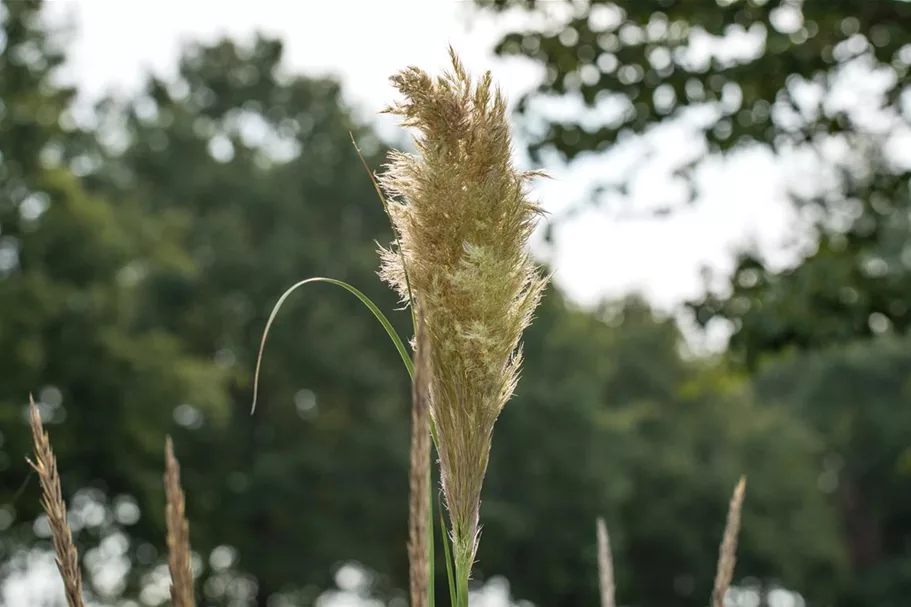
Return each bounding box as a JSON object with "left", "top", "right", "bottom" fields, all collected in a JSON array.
[
  {"left": 480, "top": 292, "right": 842, "bottom": 606},
  {"left": 689, "top": 156, "right": 911, "bottom": 367},
  {"left": 476, "top": 0, "right": 911, "bottom": 366},
  {"left": 476, "top": 8, "right": 911, "bottom": 602},
  {"left": 2, "top": 2, "right": 907, "bottom": 607},
  {"left": 752, "top": 338, "right": 911, "bottom": 606},
  {"left": 477, "top": 0, "right": 911, "bottom": 162},
  {"left": 75, "top": 36, "right": 419, "bottom": 602},
  {"left": 0, "top": 3, "right": 229, "bottom": 602}
]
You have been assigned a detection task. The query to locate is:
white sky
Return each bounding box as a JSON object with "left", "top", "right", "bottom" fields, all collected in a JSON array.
[{"left": 50, "top": 0, "right": 801, "bottom": 334}]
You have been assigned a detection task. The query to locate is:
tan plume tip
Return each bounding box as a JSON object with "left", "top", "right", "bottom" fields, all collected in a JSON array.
[
  {"left": 165, "top": 436, "right": 196, "bottom": 607},
  {"left": 596, "top": 517, "right": 616, "bottom": 607},
  {"left": 408, "top": 312, "right": 432, "bottom": 607},
  {"left": 26, "top": 395, "right": 86, "bottom": 607},
  {"left": 712, "top": 476, "right": 747, "bottom": 607}
]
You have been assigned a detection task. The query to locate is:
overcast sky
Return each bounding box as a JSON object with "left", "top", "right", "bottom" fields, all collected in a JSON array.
[{"left": 49, "top": 0, "right": 802, "bottom": 348}]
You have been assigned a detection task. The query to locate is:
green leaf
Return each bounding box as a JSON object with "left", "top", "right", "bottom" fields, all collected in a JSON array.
[
  {"left": 251, "top": 276, "right": 414, "bottom": 413},
  {"left": 428, "top": 468, "right": 436, "bottom": 607}
]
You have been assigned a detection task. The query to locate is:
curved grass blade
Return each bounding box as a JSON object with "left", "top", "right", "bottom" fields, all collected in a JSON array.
[
  {"left": 252, "top": 274, "right": 446, "bottom": 607},
  {"left": 251, "top": 277, "right": 413, "bottom": 414},
  {"left": 429, "top": 487, "right": 436, "bottom": 607}
]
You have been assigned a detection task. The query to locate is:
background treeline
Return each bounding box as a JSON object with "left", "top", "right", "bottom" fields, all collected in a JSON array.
[{"left": 1, "top": 1, "right": 910, "bottom": 606}]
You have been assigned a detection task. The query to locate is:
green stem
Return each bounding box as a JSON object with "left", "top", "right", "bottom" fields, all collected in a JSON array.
[
  {"left": 457, "top": 565, "right": 470, "bottom": 607},
  {"left": 427, "top": 448, "right": 435, "bottom": 607}
]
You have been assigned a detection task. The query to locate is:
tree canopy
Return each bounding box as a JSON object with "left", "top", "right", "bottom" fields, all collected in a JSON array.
[
  {"left": 476, "top": 0, "right": 911, "bottom": 365},
  {"left": 1, "top": 1, "right": 910, "bottom": 606}
]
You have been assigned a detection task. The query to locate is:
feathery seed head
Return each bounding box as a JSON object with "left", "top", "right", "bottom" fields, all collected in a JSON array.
[{"left": 380, "top": 48, "right": 548, "bottom": 573}]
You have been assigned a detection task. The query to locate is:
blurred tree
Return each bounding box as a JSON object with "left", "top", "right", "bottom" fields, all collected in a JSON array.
[
  {"left": 475, "top": 0, "right": 910, "bottom": 167},
  {"left": 474, "top": 0, "right": 911, "bottom": 364},
  {"left": 752, "top": 337, "right": 911, "bottom": 607},
  {"left": 475, "top": 4, "right": 911, "bottom": 606},
  {"left": 0, "top": 4, "right": 854, "bottom": 607},
  {"left": 75, "top": 40, "right": 846, "bottom": 599},
  {"left": 689, "top": 151, "right": 911, "bottom": 367},
  {"left": 481, "top": 292, "right": 844, "bottom": 607},
  {"left": 0, "top": 0, "right": 227, "bottom": 600},
  {"left": 77, "top": 35, "right": 416, "bottom": 606}
]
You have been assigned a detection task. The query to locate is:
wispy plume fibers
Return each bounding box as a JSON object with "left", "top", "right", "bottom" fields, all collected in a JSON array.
[{"left": 379, "top": 48, "right": 548, "bottom": 592}]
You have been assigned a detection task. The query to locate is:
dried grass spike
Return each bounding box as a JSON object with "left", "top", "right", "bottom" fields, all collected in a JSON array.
[
  {"left": 26, "top": 395, "right": 86, "bottom": 607},
  {"left": 596, "top": 517, "right": 616, "bottom": 607},
  {"left": 408, "top": 312, "right": 432, "bottom": 607},
  {"left": 712, "top": 476, "right": 747, "bottom": 607},
  {"left": 165, "top": 436, "right": 196, "bottom": 607}
]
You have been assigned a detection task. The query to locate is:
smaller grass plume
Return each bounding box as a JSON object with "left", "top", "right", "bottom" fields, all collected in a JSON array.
[
  {"left": 712, "top": 476, "right": 746, "bottom": 607},
  {"left": 165, "top": 436, "right": 196, "bottom": 607},
  {"left": 26, "top": 396, "right": 86, "bottom": 607},
  {"left": 408, "top": 312, "right": 432, "bottom": 607},
  {"left": 596, "top": 517, "right": 616, "bottom": 607}
]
